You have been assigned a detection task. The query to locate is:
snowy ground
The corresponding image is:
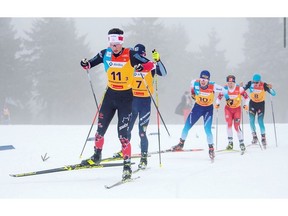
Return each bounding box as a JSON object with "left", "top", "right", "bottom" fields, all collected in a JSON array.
[{"left": 1, "top": 123, "right": 287, "bottom": 215}]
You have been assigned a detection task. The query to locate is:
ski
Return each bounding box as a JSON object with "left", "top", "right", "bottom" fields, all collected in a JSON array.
[
  {"left": 132, "top": 167, "right": 150, "bottom": 174},
  {"left": 246, "top": 143, "right": 263, "bottom": 150},
  {"left": 104, "top": 176, "right": 140, "bottom": 189},
  {"left": 0, "top": 145, "right": 15, "bottom": 151},
  {"left": 215, "top": 149, "right": 241, "bottom": 153},
  {"left": 101, "top": 154, "right": 141, "bottom": 162},
  {"left": 216, "top": 148, "right": 246, "bottom": 156},
  {"left": 9, "top": 162, "right": 131, "bottom": 178},
  {"left": 147, "top": 148, "right": 204, "bottom": 155},
  {"left": 148, "top": 132, "right": 159, "bottom": 136}
]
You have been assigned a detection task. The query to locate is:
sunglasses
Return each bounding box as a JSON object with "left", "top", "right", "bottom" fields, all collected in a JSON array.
[{"left": 253, "top": 81, "right": 259, "bottom": 84}]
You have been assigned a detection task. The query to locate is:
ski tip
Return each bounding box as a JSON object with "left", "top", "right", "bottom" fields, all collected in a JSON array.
[{"left": 9, "top": 174, "right": 16, "bottom": 177}]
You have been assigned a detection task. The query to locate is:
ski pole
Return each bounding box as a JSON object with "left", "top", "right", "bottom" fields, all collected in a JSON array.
[
  {"left": 140, "top": 72, "right": 170, "bottom": 137},
  {"left": 241, "top": 101, "right": 244, "bottom": 137},
  {"left": 270, "top": 95, "right": 278, "bottom": 147},
  {"left": 86, "top": 69, "right": 100, "bottom": 111},
  {"left": 79, "top": 89, "right": 106, "bottom": 158},
  {"left": 79, "top": 68, "right": 102, "bottom": 158},
  {"left": 79, "top": 108, "right": 99, "bottom": 158},
  {"left": 154, "top": 74, "right": 162, "bottom": 167},
  {"left": 215, "top": 109, "right": 218, "bottom": 150}
]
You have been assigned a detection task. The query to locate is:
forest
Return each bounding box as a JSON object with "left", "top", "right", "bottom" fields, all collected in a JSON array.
[{"left": 1, "top": 18, "right": 287, "bottom": 124}]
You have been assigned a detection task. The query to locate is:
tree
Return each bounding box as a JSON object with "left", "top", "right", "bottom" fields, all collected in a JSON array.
[
  {"left": 238, "top": 18, "right": 288, "bottom": 122},
  {"left": 189, "top": 29, "right": 229, "bottom": 124},
  {"left": 123, "top": 18, "right": 192, "bottom": 124},
  {"left": 193, "top": 29, "right": 228, "bottom": 85},
  {"left": 23, "top": 18, "right": 100, "bottom": 124},
  {"left": 0, "top": 18, "right": 29, "bottom": 124}
]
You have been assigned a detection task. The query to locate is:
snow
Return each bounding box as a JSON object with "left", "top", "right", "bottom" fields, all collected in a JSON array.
[{"left": 1, "top": 124, "right": 287, "bottom": 215}]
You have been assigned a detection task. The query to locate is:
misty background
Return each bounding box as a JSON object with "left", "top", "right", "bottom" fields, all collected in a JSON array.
[{"left": 1, "top": 17, "right": 287, "bottom": 125}]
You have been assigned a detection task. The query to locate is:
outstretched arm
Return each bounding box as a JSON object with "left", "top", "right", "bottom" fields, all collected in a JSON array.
[{"left": 80, "top": 49, "right": 106, "bottom": 69}]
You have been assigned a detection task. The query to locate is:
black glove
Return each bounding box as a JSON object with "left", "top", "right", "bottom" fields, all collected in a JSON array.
[
  {"left": 135, "top": 63, "right": 144, "bottom": 71},
  {"left": 191, "top": 93, "right": 196, "bottom": 100},
  {"left": 80, "top": 58, "right": 90, "bottom": 69},
  {"left": 226, "top": 99, "right": 233, "bottom": 106}
]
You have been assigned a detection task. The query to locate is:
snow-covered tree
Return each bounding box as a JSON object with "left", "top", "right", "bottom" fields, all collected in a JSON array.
[{"left": 23, "top": 18, "right": 98, "bottom": 124}]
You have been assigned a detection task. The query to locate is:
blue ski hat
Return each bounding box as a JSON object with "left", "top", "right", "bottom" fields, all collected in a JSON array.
[
  {"left": 253, "top": 73, "right": 261, "bottom": 82},
  {"left": 200, "top": 70, "right": 210, "bottom": 80},
  {"left": 134, "top": 44, "right": 146, "bottom": 56}
]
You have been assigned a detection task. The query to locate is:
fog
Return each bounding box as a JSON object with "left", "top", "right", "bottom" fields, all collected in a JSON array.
[
  {"left": 1, "top": 17, "right": 287, "bottom": 125},
  {"left": 12, "top": 18, "right": 247, "bottom": 68}
]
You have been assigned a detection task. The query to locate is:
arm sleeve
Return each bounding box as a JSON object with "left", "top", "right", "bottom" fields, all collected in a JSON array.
[
  {"left": 130, "top": 50, "right": 154, "bottom": 71},
  {"left": 264, "top": 83, "right": 276, "bottom": 96},
  {"left": 88, "top": 49, "right": 106, "bottom": 68},
  {"left": 190, "top": 79, "right": 196, "bottom": 88},
  {"left": 214, "top": 83, "right": 224, "bottom": 93},
  {"left": 130, "top": 50, "right": 151, "bottom": 66},
  {"left": 240, "top": 87, "right": 250, "bottom": 106},
  {"left": 154, "top": 60, "right": 167, "bottom": 76},
  {"left": 190, "top": 80, "right": 196, "bottom": 99},
  {"left": 216, "top": 92, "right": 224, "bottom": 104},
  {"left": 243, "top": 81, "right": 252, "bottom": 91}
]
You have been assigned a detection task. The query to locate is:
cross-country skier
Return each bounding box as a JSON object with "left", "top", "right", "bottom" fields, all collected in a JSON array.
[
  {"left": 117, "top": 44, "right": 167, "bottom": 169},
  {"left": 80, "top": 28, "right": 154, "bottom": 181},
  {"left": 242, "top": 73, "right": 276, "bottom": 149},
  {"left": 114, "top": 44, "right": 167, "bottom": 169},
  {"left": 214, "top": 75, "right": 249, "bottom": 153},
  {"left": 172, "top": 70, "right": 223, "bottom": 160}
]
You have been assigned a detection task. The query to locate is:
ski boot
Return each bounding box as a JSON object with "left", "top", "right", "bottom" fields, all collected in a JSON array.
[
  {"left": 226, "top": 142, "right": 233, "bottom": 150},
  {"left": 261, "top": 134, "right": 267, "bottom": 149},
  {"left": 138, "top": 152, "right": 148, "bottom": 169},
  {"left": 171, "top": 138, "right": 185, "bottom": 151},
  {"left": 240, "top": 143, "right": 246, "bottom": 155},
  {"left": 208, "top": 144, "right": 215, "bottom": 160},
  {"left": 122, "top": 159, "right": 132, "bottom": 181},
  {"left": 113, "top": 150, "right": 123, "bottom": 158},
  {"left": 251, "top": 132, "right": 259, "bottom": 145},
  {"left": 81, "top": 147, "right": 102, "bottom": 166}
]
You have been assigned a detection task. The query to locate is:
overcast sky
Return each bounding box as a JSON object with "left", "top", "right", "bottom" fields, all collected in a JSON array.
[
  {"left": 6, "top": 0, "right": 285, "bottom": 69},
  {"left": 11, "top": 17, "right": 248, "bottom": 68}
]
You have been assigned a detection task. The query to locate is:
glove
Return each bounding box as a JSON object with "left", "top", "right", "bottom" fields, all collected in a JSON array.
[
  {"left": 135, "top": 63, "right": 144, "bottom": 72},
  {"left": 152, "top": 49, "right": 160, "bottom": 62},
  {"left": 191, "top": 94, "right": 196, "bottom": 100},
  {"left": 214, "top": 104, "right": 220, "bottom": 109},
  {"left": 80, "top": 58, "right": 91, "bottom": 70},
  {"left": 243, "top": 105, "right": 249, "bottom": 111},
  {"left": 226, "top": 99, "right": 233, "bottom": 106}
]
